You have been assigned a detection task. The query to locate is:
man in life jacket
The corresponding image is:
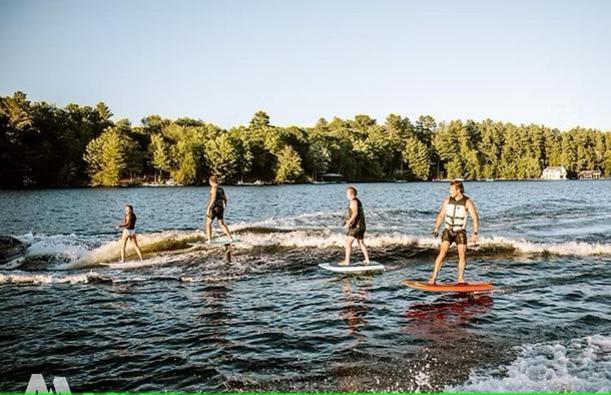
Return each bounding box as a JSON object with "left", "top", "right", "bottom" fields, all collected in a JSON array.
[{"left": 428, "top": 180, "right": 480, "bottom": 284}]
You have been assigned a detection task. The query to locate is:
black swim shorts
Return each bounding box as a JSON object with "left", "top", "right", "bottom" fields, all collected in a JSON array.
[
  {"left": 441, "top": 229, "right": 467, "bottom": 245},
  {"left": 347, "top": 226, "right": 366, "bottom": 240},
  {"left": 207, "top": 205, "right": 224, "bottom": 220}
]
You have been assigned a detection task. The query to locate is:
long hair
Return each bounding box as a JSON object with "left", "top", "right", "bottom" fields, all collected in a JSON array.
[{"left": 450, "top": 180, "right": 464, "bottom": 194}]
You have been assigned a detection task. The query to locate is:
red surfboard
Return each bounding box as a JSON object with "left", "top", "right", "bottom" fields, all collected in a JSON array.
[{"left": 402, "top": 279, "right": 493, "bottom": 293}]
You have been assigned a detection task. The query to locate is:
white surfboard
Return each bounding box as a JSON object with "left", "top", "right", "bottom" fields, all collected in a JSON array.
[
  {"left": 188, "top": 238, "right": 241, "bottom": 247},
  {"left": 99, "top": 260, "right": 153, "bottom": 269},
  {"left": 319, "top": 261, "right": 385, "bottom": 273},
  {"left": 99, "top": 256, "right": 166, "bottom": 269}
]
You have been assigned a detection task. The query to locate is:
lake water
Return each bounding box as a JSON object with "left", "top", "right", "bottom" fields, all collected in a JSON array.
[{"left": 0, "top": 181, "right": 610, "bottom": 391}]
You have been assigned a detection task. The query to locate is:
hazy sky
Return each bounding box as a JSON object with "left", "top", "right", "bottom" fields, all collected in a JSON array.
[{"left": 1, "top": 0, "right": 610, "bottom": 130}]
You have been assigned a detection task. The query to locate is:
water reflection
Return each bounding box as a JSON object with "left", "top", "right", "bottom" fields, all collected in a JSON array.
[{"left": 340, "top": 278, "right": 370, "bottom": 337}]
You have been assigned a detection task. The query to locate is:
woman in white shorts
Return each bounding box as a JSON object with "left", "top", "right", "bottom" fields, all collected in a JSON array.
[{"left": 118, "top": 204, "right": 143, "bottom": 263}]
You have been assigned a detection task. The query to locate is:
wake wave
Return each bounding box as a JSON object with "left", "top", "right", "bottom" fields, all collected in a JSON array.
[
  {"left": 235, "top": 230, "right": 611, "bottom": 257},
  {"left": 448, "top": 334, "right": 611, "bottom": 392},
  {"left": 71, "top": 231, "right": 198, "bottom": 269},
  {"left": 7, "top": 228, "right": 611, "bottom": 271}
]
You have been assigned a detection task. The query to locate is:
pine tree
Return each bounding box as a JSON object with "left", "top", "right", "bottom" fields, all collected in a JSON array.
[
  {"left": 149, "top": 134, "right": 171, "bottom": 181},
  {"left": 402, "top": 137, "right": 430, "bottom": 180},
  {"left": 83, "top": 127, "right": 130, "bottom": 186},
  {"left": 275, "top": 145, "right": 303, "bottom": 183}
]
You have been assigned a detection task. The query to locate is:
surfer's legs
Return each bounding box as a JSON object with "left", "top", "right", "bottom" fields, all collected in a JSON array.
[
  {"left": 120, "top": 234, "right": 129, "bottom": 263},
  {"left": 429, "top": 241, "right": 450, "bottom": 284},
  {"left": 357, "top": 239, "right": 370, "bottom": 264},
  {"left": 218, "top": 219, "right": 233, "bottom": 241},
  {"left": 341, "top": 236, "right": 355, "bottom": 265},
  {"left": 205, "top": 216, "right": 213, "bottom": 242},
  {"left": 457, "top": 244, "right": 467, "bottom": 283},
  {"left": 130, "top": 234, "right": 144, "bottom": 261}
]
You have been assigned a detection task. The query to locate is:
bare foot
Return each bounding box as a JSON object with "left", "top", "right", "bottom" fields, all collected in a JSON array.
[
  {"left": 457, "top": 278, "right": 466, "bottom": 284},
  {"left": 428, "top": 277, "right": 436, "bottom": 285},
  {"left": 363, "top": 260, "right": 370, "bottom": 266},
  {"left": 338, "top": 261, "right": 350, "bottom": 266}
]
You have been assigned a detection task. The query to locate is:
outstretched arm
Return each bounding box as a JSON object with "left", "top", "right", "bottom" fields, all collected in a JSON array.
[
  {"left": 466, "top": 198, "right": 480, "bottom": 242},
  {"left": 432, "top": 196, "right": 449, "bottom": 235}
]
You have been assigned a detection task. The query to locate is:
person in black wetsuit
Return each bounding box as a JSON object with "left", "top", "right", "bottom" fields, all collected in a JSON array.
[
  {"left": 205, "top": 175, "right": 234, "bottom": 243},
  {"left": 340, "top": 186, "right": 370, "bottom": 266},
  {"left": 117, "top": 204, "right": 143, "bottom": 262}
]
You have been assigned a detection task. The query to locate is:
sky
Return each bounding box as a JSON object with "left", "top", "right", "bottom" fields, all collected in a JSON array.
[{"left": 1, "top": 0, "right": 610, "bottom": 130}]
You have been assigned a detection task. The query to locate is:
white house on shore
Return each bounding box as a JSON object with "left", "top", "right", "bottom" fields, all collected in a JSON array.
[{"left": 541, "top": 166, "right": 567, "bottom": 180}]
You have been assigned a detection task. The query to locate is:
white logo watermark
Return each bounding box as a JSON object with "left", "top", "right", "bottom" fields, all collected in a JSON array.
[{"left": 25, "top": 374, "right": 71, "bottom": 394}]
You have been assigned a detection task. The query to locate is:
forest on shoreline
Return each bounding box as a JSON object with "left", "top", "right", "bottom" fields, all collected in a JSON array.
[{"left": 1, "top": 91, "right": 610, "bottom": 188}]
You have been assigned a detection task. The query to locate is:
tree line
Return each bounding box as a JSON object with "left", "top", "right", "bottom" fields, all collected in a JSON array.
[{"left": 1, "top": 91, "right": 610, "bottom": 188}]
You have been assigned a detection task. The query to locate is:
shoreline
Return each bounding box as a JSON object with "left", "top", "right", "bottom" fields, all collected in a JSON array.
[{"left": 1, "top": 177, "right": 609, "bottom": 191}]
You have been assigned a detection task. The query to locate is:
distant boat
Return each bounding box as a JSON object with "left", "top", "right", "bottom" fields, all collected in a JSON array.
[
  {"left": 142, "top": 180, "right": 181, "bottom": 187},
  {"left": 320, "top": 173, "right": 345, "bottom": 183},
  {"left": 237, "top": 180, "right": 265, "bottom": 186}
]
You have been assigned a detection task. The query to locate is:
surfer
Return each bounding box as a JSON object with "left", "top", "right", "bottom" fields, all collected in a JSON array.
[
  {"left": 117, "top": 204, "right": 143, "bottom": 263},
  {"left": 428, "top": 180, "right": 479, "bottom": 284},
  {"left": 340, "top": 186, "right": 370, "bottom": 266},
  {"left": 205, "top": 175, "right": 234, "bottom": 243}
]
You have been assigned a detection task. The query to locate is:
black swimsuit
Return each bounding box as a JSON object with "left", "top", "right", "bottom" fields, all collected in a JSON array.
[
  {"left": 346, "top": 198, "right": 366, "bottom": 240},
  {"left": 127, "top": 213, "right": 136, "bottom": 230},
  {"left": 207, "top": 187, "right": 225, "bottom": 220}
]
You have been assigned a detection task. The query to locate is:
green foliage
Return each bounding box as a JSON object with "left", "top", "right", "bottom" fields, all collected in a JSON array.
[
  {"left": 305, "top": 141, "right": 332, "bottom": 179},
  {"left": 205, "top": 134, "right": 244, "bottom": 183},
  {"left": 402, "top": 137, "right": 430, "bottom": 180},
  {"left": 171, "top": 139, "right": 199, "bottom": 185},
  {"left": 275, "top": 145, "right": 304, "bottom": 183},
  {"left": 83, "top": 127, "right": 134, "bottom": 186},
  {"left": 2, "top": 91, "right": 610, "bottom": 188},
  {"left": 149, "top": 134, "right": 171, "bottom": 180}
]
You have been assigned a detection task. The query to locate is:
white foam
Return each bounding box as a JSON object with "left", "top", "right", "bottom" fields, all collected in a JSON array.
[
  {"left": 18, "top": 232, "right": 91, "bottom": 262},
  {"left": 512, "top": 238, "right": 611, "bottom": 256},
  {"left": 236, "top": 231, "right": 611, "bottom": 257},
  {"left": 448, "top": 335, "right": 611, "bottom": 392},
  {"left": 0, "top": 271, "right": 107, "bottom": 284},
  {"left": 236, "top": 229, "right": 438, "bottom": 249},
  {"left": 233, "top": 211, "right": 341, "bottom": 230}
]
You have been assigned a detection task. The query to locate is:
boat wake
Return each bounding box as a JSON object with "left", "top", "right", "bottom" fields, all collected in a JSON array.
[{"left": 5, "top": 227, "right": 611, "bottom": 274}]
